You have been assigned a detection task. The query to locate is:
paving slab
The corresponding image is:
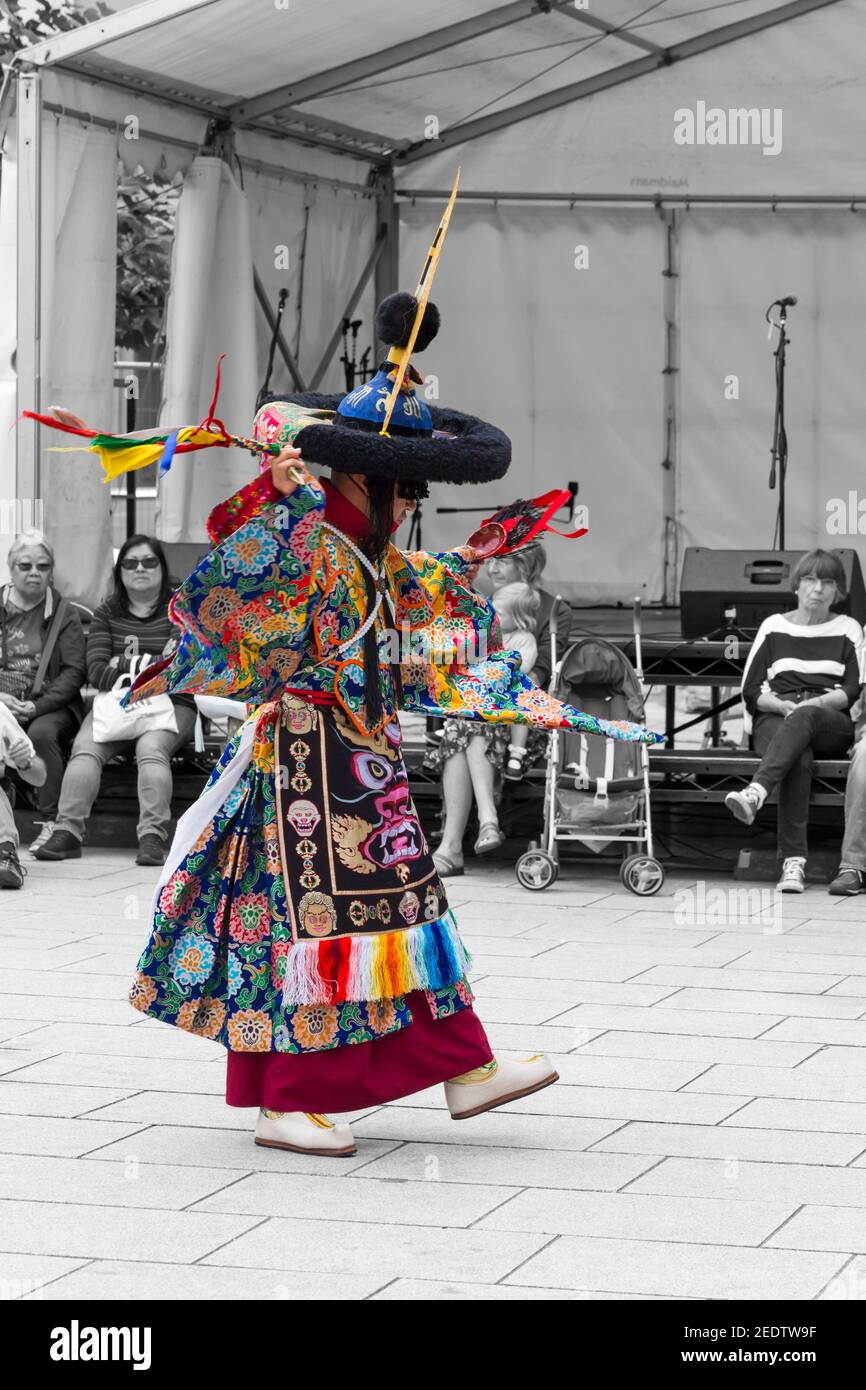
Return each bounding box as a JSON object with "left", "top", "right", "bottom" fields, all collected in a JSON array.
[
  {"left": 476, "top": 1189, "right": 796, "bottom": 1245},
  {"left": 28, "top": 1260, "right": 389, "bottom": 1301},
  {"left": 722, "top": 1098, "right": 866, "bottom": 1134},
  {"left": 191, "top": 1171, "right": 516, "bottom": 1227},
  {"left": 590, "top": 1121, "right": 866, "bottom": 1167},
  {"left": 683, "top": 1063, "right": 866, "bottom": 1104},
  {"left": 0, "top": 1114, "right": 149, "bottom": 1158},
  {"left": 655, "top": 988, "right": 866, "bottom": 1019},
  {"left": 502, "top": 1237, "right": 846, "bottom": 1299},
  {"left": 0, "top": 1253, "right": 90, "bottom": 1299},
  {"left": 0, "top": 1081, "right": 140, "bottom": 1118},
  {"left": 767, "top": 1205, "right": 866, "bottom": 1254},
  {"left": 555, "top": 1003, "right": 784, "bottom": 1038},
  {"left": 352, "top": 1107, "right": 625, "bottom": 1152},
  {"left": 369, "top": 1279, "right": 677, "bottom": 1300},
  {"left": 0, "top": 1153, "right": 247, "bottom": 1210},
  {"left": 200, "top": 1216, "right": 549, "bottom": 1283},
  {"left": 627, "top": 1156, "right": 866, "bottom": 1207},
  {"left": 85, "top": 1124, "right": 402, "bottom": 1174},
  {"left": 0, "top": 1198, "right": 262, "bottom": 1262},
  {"left": 352, "top": 1141, "right": 656, "bottom": 1191},
  {"left": 760, "top": 1019, "right": 866, "bottom": 1047},
  {"left": 575, "top": 1031, "right": 820, "bottom": 1067}
]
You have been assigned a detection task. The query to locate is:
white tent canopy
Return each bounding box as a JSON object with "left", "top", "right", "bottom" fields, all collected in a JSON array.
[{"left": 4, "top": 0, "right": 865, "bottom": 604}]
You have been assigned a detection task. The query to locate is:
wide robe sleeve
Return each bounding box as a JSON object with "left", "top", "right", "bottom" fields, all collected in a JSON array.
[
  {"left": 390, "top": 546, "right": 661, "bottom": 745},
  {"left": 126, "top": 473, "right": 326, "bottom": 707}
]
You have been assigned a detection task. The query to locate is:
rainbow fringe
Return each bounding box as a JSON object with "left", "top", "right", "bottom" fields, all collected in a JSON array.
[{"left": 280, "top": 912, "right": 472, "bottom": 1008}]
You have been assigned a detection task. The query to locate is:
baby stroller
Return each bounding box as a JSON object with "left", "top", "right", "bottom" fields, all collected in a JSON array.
[{"left": 516, "top": 601, "right": 664, "bottom": 896}]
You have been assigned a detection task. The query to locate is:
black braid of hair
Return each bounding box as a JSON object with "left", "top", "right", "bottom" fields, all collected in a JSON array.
[{"left": 357, "top": 475, "right": 404, "bottom": 726}]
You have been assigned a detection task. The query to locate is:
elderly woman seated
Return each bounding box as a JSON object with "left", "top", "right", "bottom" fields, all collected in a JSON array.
[
  {"left": 0, "top": 529, "right": 86, "bottom": 851},
  {"left": 725, "top": 548, "right": 863, "bottom": 893}
]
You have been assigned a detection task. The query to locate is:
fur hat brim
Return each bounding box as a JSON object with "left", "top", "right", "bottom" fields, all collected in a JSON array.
[{"left": 258, "top": 392, "right": 511, "bottom": 484}]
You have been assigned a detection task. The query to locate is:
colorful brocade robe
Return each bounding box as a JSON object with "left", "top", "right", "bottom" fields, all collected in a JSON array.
[{"left": 127, "top": 470, "right": 659, "bottom": 1053}]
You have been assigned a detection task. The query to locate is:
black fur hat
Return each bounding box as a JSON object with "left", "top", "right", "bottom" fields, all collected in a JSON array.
[
  {"left": 253, "top": 292, "right": 511, "bottom": 485},
  {"left": 255, "top": 392, "right": 511, "bottom": 485}
]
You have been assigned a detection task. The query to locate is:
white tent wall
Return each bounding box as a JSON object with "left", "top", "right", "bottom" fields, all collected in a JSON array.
[
  {"left": 398, "top": 200, "right": 665, "bottom": 602},
  {"left": 1, "top": 112, "right": 116, "bottom": 601},
  {"left": 245, "top": 168, "right": 378, "bottom": 398},
  {"left": 156, "top": 155, "right": 259, "bottom": 542},
  {"left": 0, "top": 113, "right": 117, "bottom": 605},
  {"left": 38, "top": 68, "right": 206, "bottom": 179},
  {"left": 678, "top": 208, "right": 866, "bottom": 573},
  {"left": 0, "top": 137, "right": 18, "bottom": 579}
]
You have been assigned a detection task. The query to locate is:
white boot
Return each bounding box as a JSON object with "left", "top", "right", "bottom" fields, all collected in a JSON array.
[
  {"left": 444, "top": 1054, "right": 559, "bottom": 1120},
  {"left": 254, "top": 1108, "right": 356, "bottom": 1156}
]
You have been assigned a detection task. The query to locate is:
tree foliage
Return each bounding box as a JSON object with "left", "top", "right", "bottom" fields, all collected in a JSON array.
[{"left": 2, "top": 1, "right": 178, "bottom": 358}]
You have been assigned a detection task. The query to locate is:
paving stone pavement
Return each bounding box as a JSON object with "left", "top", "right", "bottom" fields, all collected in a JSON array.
[{"left": 1, "top": 850, "right": 866, "bottom": 1302}]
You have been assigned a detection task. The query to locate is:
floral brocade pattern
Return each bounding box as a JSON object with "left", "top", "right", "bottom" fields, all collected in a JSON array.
[{"left": 128, "top": 711, "right": 475, "bottom": 1052}]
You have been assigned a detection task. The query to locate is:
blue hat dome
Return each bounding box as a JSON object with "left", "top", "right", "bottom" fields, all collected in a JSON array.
[{"left": 336, "top": 367, "right": 432, "bottom": 436}]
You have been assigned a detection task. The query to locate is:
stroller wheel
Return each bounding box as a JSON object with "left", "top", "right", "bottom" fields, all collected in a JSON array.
[
  {"left": 516, "top": 850, "right": 558, "bottom": 891},
  {"left": 620, "top": 854, "right": 665, "bottom": 896}
]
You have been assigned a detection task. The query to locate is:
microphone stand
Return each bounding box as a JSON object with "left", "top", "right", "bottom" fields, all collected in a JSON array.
[
  {"left": 766, "top": 300, "right": 791, "bottom": 549},
  {"left": 256, "top": 289, "right": 289, "bottom": 412},
  {"left": 406, "top": 500, "right": 424, "bottom": 550}
]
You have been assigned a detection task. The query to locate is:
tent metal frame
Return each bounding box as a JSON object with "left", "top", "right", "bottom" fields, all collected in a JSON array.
[
  {"left": 9, "top": 0, "right": 851, "bottom": 508},
  {"left": 396, "top": 0, "right": 846, "bottom": 163}
]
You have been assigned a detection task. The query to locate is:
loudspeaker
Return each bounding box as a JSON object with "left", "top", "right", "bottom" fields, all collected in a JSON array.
[{"left": 680, "top": 548, "right": 866, "bottom": 638}]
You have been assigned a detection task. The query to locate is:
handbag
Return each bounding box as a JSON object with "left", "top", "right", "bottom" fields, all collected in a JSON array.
[{"left": 91, "top": 657, "right": 178, "bottom": 743}]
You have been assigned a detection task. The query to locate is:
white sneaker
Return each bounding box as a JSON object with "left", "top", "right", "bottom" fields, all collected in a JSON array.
[
  {"left": 254, "top": 1109, "right": 356, "bottom": 1156},
  {"left": 724, "top": 787, "right": 763, "bottom": 826},
  {"left": 444, "top": 1054, "right": 559, "bottom": 1120},
  {"left": 777, "top": 857, "right": 806, "bottom": 893},
  {"left": 28, "top": 820, "right": 55, "bottom": 856}
]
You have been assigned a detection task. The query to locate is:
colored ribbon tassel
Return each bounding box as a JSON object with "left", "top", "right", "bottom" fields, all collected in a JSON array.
[
  {"left": 280, "top": 913, "right": 472, "bottom": 1008},
  {"left": 19, "top": 356, "right": 280, "bottom": 485}
]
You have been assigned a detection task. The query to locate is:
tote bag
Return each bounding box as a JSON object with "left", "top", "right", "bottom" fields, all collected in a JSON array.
[{"left": 91, "top": 658, "right": 177, "bottom": 744}]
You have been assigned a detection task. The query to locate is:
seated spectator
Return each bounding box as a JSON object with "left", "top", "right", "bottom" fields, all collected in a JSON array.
[
  {"left": 35, "top": 535, "right": 196, "bottom": 868},
  {"left": 426, "top": 541, "right": 570, "bottom": 876},
  {"left": 0, "top": 703, "right": 47, "bottom": 889},
  {"left": 725, "top": 549, "right": 862, "bottom": 893},
  {"left": 0, "top": 530, "right": 86, "bottom": 852}
]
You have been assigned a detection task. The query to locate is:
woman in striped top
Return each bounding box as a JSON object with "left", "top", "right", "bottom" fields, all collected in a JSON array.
[
  {"left": 725, "top": 549, "right": 863, "bottom": 892},
  {"left": 35, "top": 535, "right": 197, "bottom": 867}
]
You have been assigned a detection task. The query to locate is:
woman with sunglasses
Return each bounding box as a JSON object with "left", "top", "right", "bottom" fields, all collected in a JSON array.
[
  {"left": 1, "top": 530, "right": 86, "bottom": 860},
  {"left": 35, "top": 535, "right": 196, "bottom": 867}
]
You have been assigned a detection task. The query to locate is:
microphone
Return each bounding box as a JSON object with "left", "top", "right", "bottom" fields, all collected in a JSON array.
[{"left": 775, "top": 296, "right": 798, "bottom": 307}]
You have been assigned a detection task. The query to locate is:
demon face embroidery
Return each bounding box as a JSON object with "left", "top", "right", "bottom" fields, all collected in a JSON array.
[
  {"left": 424, "top": 884, "right": 440, "bottom": 920},
  {"left": 287, "top": 799, "right": 321, "bottom": 836},
  {"left": 351, "top": 751, "right": 423, "bottom": 869},
  {"left": 398, "top": 890, "right": 421, "bottom": 925}
]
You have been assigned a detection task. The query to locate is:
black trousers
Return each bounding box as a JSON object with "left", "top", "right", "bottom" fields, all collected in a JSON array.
[
  {"left": 752, "top": 705, "right": 854, "bottom": 859},
  {"left": 21, "top": 706, "right": 80, "bottom": 819}
]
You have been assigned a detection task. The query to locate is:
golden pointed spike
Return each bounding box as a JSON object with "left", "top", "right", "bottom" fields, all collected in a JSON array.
[{"left": 378, "top": 167, "right": 461, "bottom": 437}]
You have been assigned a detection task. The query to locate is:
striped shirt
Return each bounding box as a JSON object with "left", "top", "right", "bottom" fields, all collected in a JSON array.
[
  {"left": 86, "top": 600, "right": 195, "bottom": 710},
  {"left": 741, "top": 612, "right": 865, "bottom": 732}
]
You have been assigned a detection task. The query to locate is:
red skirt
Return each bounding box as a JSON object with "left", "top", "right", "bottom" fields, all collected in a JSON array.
[{"left": 225, "top": 991, "right": 493, "bottom": 1112}]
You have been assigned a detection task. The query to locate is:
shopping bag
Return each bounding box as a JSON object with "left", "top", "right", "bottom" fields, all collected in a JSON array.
[{"left": 91, "top": 662, "right": 177, "bottom": 743}]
